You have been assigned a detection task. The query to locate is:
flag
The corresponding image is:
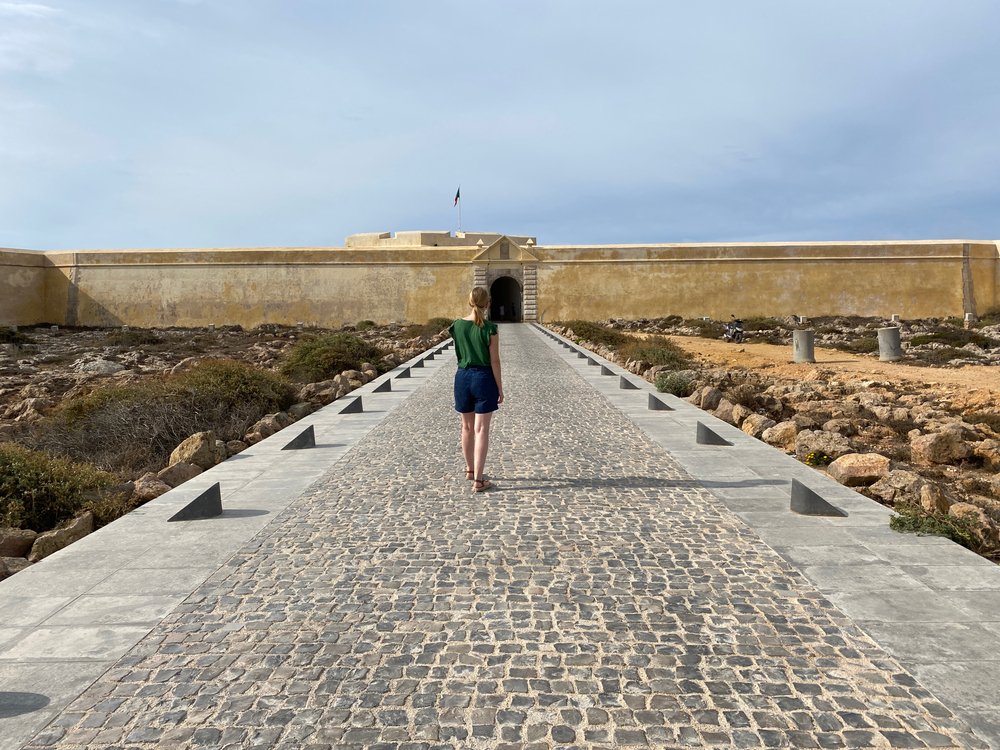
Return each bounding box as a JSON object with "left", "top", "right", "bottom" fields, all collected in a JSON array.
[{"left": 454, "top": 187, "right": 460, "bottom": 206}]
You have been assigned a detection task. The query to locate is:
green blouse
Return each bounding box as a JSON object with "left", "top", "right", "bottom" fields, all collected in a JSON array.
[{"left": 449, "top": 318, "right": 498, "bottom": 368}]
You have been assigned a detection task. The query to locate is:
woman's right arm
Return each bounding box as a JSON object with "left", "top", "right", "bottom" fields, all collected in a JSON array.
[{"left": 489, "top": 332, "right": 504, "bottom": 405}]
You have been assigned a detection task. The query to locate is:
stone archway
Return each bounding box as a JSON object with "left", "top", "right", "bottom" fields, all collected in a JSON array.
[{"left": 489, "top": 276, "right": 522, "bottom": 322}]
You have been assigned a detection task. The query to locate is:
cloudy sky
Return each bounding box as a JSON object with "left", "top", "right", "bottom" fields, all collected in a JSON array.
[{"left": 2, "top": 1, "right": 999, "bottom": 249}]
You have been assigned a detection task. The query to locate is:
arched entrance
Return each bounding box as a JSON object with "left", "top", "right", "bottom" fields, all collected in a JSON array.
[{"left": 490, "top": 276, "right": 522, "bottom": 322}]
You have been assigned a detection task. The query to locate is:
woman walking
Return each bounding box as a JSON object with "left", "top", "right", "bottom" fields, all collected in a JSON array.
[{"left": 449, "top": 286, "right": 504, "bottom": 492}]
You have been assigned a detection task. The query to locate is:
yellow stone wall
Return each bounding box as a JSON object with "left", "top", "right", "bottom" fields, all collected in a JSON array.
[
  {"left": 0, "top": 249, "right": 49, "bottom": 325},
  {"left": 1, "top": 240, "right": 997, "bottom": 328}
]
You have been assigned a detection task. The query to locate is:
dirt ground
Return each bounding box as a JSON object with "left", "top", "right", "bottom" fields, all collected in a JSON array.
[{"left": 661, "top": 336, "right": 1000, "bottom": 412}]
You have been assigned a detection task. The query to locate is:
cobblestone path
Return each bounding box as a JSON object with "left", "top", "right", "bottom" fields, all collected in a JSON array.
[{"left": 23, "top": 325, "right": 982, "bottom": 749}]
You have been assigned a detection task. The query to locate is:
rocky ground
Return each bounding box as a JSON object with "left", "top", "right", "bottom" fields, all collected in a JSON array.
[
  {"left": 555, "top": 316, "right": 1000, "bottom": 562},
  {"left": 0, "top": 322, "right": 448, "bottom": 577}
]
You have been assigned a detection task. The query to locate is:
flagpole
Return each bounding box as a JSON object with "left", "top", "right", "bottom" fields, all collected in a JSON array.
[{"left": 458, "top": 195, "right": 462, "bottom": 234}]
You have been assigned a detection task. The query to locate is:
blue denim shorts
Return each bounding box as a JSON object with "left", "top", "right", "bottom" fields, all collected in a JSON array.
[{"left": 454, "top": 366, "right": 499, "bottom": 414}]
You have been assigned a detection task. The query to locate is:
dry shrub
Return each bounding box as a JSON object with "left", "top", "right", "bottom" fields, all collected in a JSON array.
[
  {"left": 0, "top": 443, "right": 117, "bottom": 531},
  {"left": 28, "top": 360, "right": 294, "bottom": 476},
  {"left": 281, "top": 333, "right": 387, "bottom": 382},
  {"left": 558, "top": 321, "right": 629, "bottom": 348},
  {"left": 617, "top": 336, "right": 693, "bottom": 370}
]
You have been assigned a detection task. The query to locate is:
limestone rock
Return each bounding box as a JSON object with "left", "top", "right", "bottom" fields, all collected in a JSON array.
[
  {"left": 28, "top": 511, "right": 94, "bottom": 562},
  {"left": 713, "top": 399, "right": 737, "bottom": 425},
  {"left": 948, "top": 502, "right": 1000, "bottom": 547},
  {"left": 822, "top": 418, "right": 860, "bottom": 436},
  {"left": 298, "top": 380, "right": 339, "bottom": 405},
  {"left": 0, "top": 527, "right": 37, "bottom": 558},
  {"left": 225, "top": 439, "right": 248, "bottom": 457},
  {"left": 690, "top": 386, "right": 723, "bottom": 410},
  {"left": 741, "top": 414, "right": 776, "bottom": 439},
  {"left": 731, "top": 404, "right": 753, "bottom": 428},
  {"left": 826, "top": 453, "right": 890, "bottom": 487},
  {"left": 169, "top": 431, "right": 221, "bottom": 470},
  {"left": 973, "top": 439, "right": 1000, "bottom": 471},
  {"left": 287, "top": 402, "right": 314, "bottom": 420},
  {"left": 919, "top": 483, "right": 950, "bottom": 515},
  {"left": 0, "top": 556, "right": 31, "bottom": 579},
  {"left": 868, "top": 470, "right": 925, "bottom": 504},
  {"left": 795, "top": 429, "right": 853, "bottom": 461},
  {"left": 75, "top": 358, "right": 125, "bottom": 375},
  {"left": 761, "top": 421, "right": 798, "bottom": 450},
  {"left": 910, "top": 428, "right": 971, "bottom": 465},
  {"left": 157, "top": 461, "right": 202, "bottom": 488},
  {"left": 134, "top": 472, "right": 172, "bottom": 501}
]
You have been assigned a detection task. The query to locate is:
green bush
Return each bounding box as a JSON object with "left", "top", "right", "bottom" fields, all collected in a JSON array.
[
  {"left": 404, "top": 317, "right": 454, "bottom": 339},
  {"left": 281, "top": 333, "right": 386, "bottom": 382},
  {"left": 910, "top": 329, "right": 994, "bottom": 348},
  {"left": 0, "top": 443, "right": 117, "bottom": 532},
  {"left": 743, "top": 317, "right": 785, "bottom": 331},
  {"left": 557, "top": 320, "right": 629, "bottom": 348},
  {"left": 618, "top": 336, "right": 693, "bottom": 370},
  {"left": 840, "top": 336, "right": 879, "bottom": 354},
  {"left": 910, "top": 346, "right": 984, "bottom": 366},
  {"left": 890, "top": 503, "right": 982, "bottom": 551},
  {"left": 105, "top": 328, "right": 161, "bottom": 348},
  {"left": 656, "top": 371, "right": 695, "bottom": 397},
  {"left": 31, "top": 360, "right": 294, "bottom": 475},
  {"left": 684, "top": 319, "right": 725, "bottom": 339},
  {"left": 0, "top": 328, "right": 30, "bottom": 345},
  {"left": 356, "top": 320, "right": 377, "bottom": 331}
]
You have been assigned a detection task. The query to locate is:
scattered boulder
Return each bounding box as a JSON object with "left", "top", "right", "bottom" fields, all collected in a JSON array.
[
  {"left": 761, "top": 421, "right": 798, "bottom": 450},
  {"left": 973, "top": 439, "right": 1000, "bottom": 471},
  {"left": 0, "top": 556, "right": 31, "bottom": 579},
  {"left": 910, "top": 428, "right": 971, "bottom": 465},
  {"left": 690, "top": 386, "right": 723, "bottom": 411},
  {"left": 741, "top": 414, "right": 776, "bottom": 439},
  {"left": 869, "top": 470, "right": 925, "bottom": 504},
  {"left": 713, "top": 399, "right": 737, "bottom": 425},
  {"left": 948, "top": 502, "right": 1000, "bottom": 547},
  {"left": 795, "top": 429, "right": 853, "bottom": 461},
  {"left": 156, "top": 461, "right": 202, "bottom": 488},
  {"left": 27, "top": 512, "right": 94, "bottom": 562},
  {"left": 919, "top": 483, "right": 951, "bottom": 515},
  {"left": 826, "top": 453, "right": 890, "bottom": 487},
  {"left": 287, "top": 402, "right": 314, "bottom": 420},
  {"left": 75, "top": 358, "right": 126, "bottom": 376},
  {"left": 134, "top": 472, "right": 172, "bottom": 501},
  {"left": 297, "top": 379, "right": 339, "bottom": 404},
  {"left": 169, "top": 431, "right": 222, "bottom": 470},
  {"left": 0, "top": 527, "right": 37, "bottom": 558},
  {"left": 225, "top": 439, "right": 248, "bottom": 457}
]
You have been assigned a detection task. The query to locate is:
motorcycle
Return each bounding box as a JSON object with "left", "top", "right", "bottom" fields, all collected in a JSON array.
[{"left": 722, "top": 316, "right": 745, "bottom": 344}]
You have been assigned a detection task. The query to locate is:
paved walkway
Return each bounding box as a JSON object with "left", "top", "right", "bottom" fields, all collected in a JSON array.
[{"left": 3, "top": 324, "right": 998, "bottom": 749}]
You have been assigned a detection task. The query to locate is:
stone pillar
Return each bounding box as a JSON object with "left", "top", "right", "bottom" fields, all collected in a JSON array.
[
  {"left": 877, "top": 327, "right": 903, "bottom": 361},
  {"left": 792, "top": 329, "right": 815, "bottom": 363},
  {"left": 523, "top": 265, "right": 538, "bottom": 322}
]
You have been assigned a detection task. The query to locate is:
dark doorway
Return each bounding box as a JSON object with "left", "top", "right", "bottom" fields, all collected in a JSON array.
[{"left": 490, "top": 277, "right": 522, "bottom": 322}]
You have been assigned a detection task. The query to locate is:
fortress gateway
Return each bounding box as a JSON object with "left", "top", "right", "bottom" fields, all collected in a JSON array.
[{"left": 1, "top": 232, "right": 997, "bottom": 327}]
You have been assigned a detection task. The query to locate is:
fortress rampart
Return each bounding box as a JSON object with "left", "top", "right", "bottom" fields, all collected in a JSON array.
[{"left": 1, "top": 235, "right": 997, "bottom": 327}]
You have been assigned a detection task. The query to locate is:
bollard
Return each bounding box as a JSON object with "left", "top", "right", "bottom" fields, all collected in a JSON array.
[
  {"left": 890, "top": 314, "right": 900, "bottom": 323},
  {"left": 798, "top": 316, "right": 807, "bottom": 324},
  {"left": 168, "top": 483, "right": 223, "bottom": 522},
  {"left": 792, "top": 329, "right": 816, "bottom": 364},
  {"left": 877, "top": 327, "right": 903, "bottom": 361},
  {"left": 964, "top": 312, "right": 975, "bottom": 329}
]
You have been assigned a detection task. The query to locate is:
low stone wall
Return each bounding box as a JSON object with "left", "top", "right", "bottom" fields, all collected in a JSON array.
[{"left": 1, "top": 239, "right": 997, "bottom": 327}]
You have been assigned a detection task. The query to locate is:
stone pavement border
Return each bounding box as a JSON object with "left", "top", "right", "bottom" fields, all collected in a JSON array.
[
  {"left": 535, "top": 323, "right": 1000, "bottom": 748},
  {"left": 0, "top": 340, "right": 454, "bottom": 750}
]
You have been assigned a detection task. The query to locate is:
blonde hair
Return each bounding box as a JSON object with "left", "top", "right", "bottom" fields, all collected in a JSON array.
[{"left": 469, "top": 286, "right": 490, "bottom": 327}]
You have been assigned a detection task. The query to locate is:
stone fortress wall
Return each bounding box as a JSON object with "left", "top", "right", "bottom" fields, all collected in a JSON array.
[{"left": 1, "top": 232, "right": 998, "bottom": 327}]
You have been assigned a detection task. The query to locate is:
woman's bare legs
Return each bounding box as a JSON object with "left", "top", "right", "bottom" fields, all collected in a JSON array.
[
  {"left": 473, "top": 412, "right": 493, "bottom": 481},
  {"left": 460, "top": 412, "right": 475, "bottom": 476}
]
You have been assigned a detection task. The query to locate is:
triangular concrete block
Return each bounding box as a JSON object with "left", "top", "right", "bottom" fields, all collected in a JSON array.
[
  {"left": 282, "top": 425, "right": 316, "bottom": 450},
  {"left": 790, "top": 479, "right": 848, "bottom": 517},
  {"left": 397, "top": 367, "right": 410, "bottom": 379},
  {"left": 577, "top": 351, "right": 587, "bottom": 359},
  {"left": 600, "top": 365, "right": 614, "bottom": 376},
  {"left": 168, "top": 483, "right": 222, "bottom": 522},
  {"left": 696, "top": 422, "right": 733, "bottom": 446},
  {"left": 648, "top": 394, "right": 674, "bottom": 411},
  {"left": 372, "top": 379, "right": 392, "bottom": 393},
  {"left": 619, "top": 376, "right": 639, "bottom": 390},
  {"left": 425, "top": 353, "right": 435, "bottom": 361},
  {"left": 587, "top": 358, "right": 599, "bottom": 366},
  {"left": 340, "top": 396, "right": 363, "bottom": 414},
  {"left": 411, "top": 359, "right": 424, "bottom": 368}
]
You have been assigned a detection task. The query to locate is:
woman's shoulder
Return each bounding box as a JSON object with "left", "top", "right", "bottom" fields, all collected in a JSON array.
[{"left": 485, "top": 320, "right": 499, "bottom": 335}]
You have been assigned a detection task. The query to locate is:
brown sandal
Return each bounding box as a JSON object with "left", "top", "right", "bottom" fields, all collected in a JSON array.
[
  {"left": 465, "top": 468, "right": 475, "bottom": 480},
  {"left": 472, "top": 478, "right": 492, "bottom": 493}
]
